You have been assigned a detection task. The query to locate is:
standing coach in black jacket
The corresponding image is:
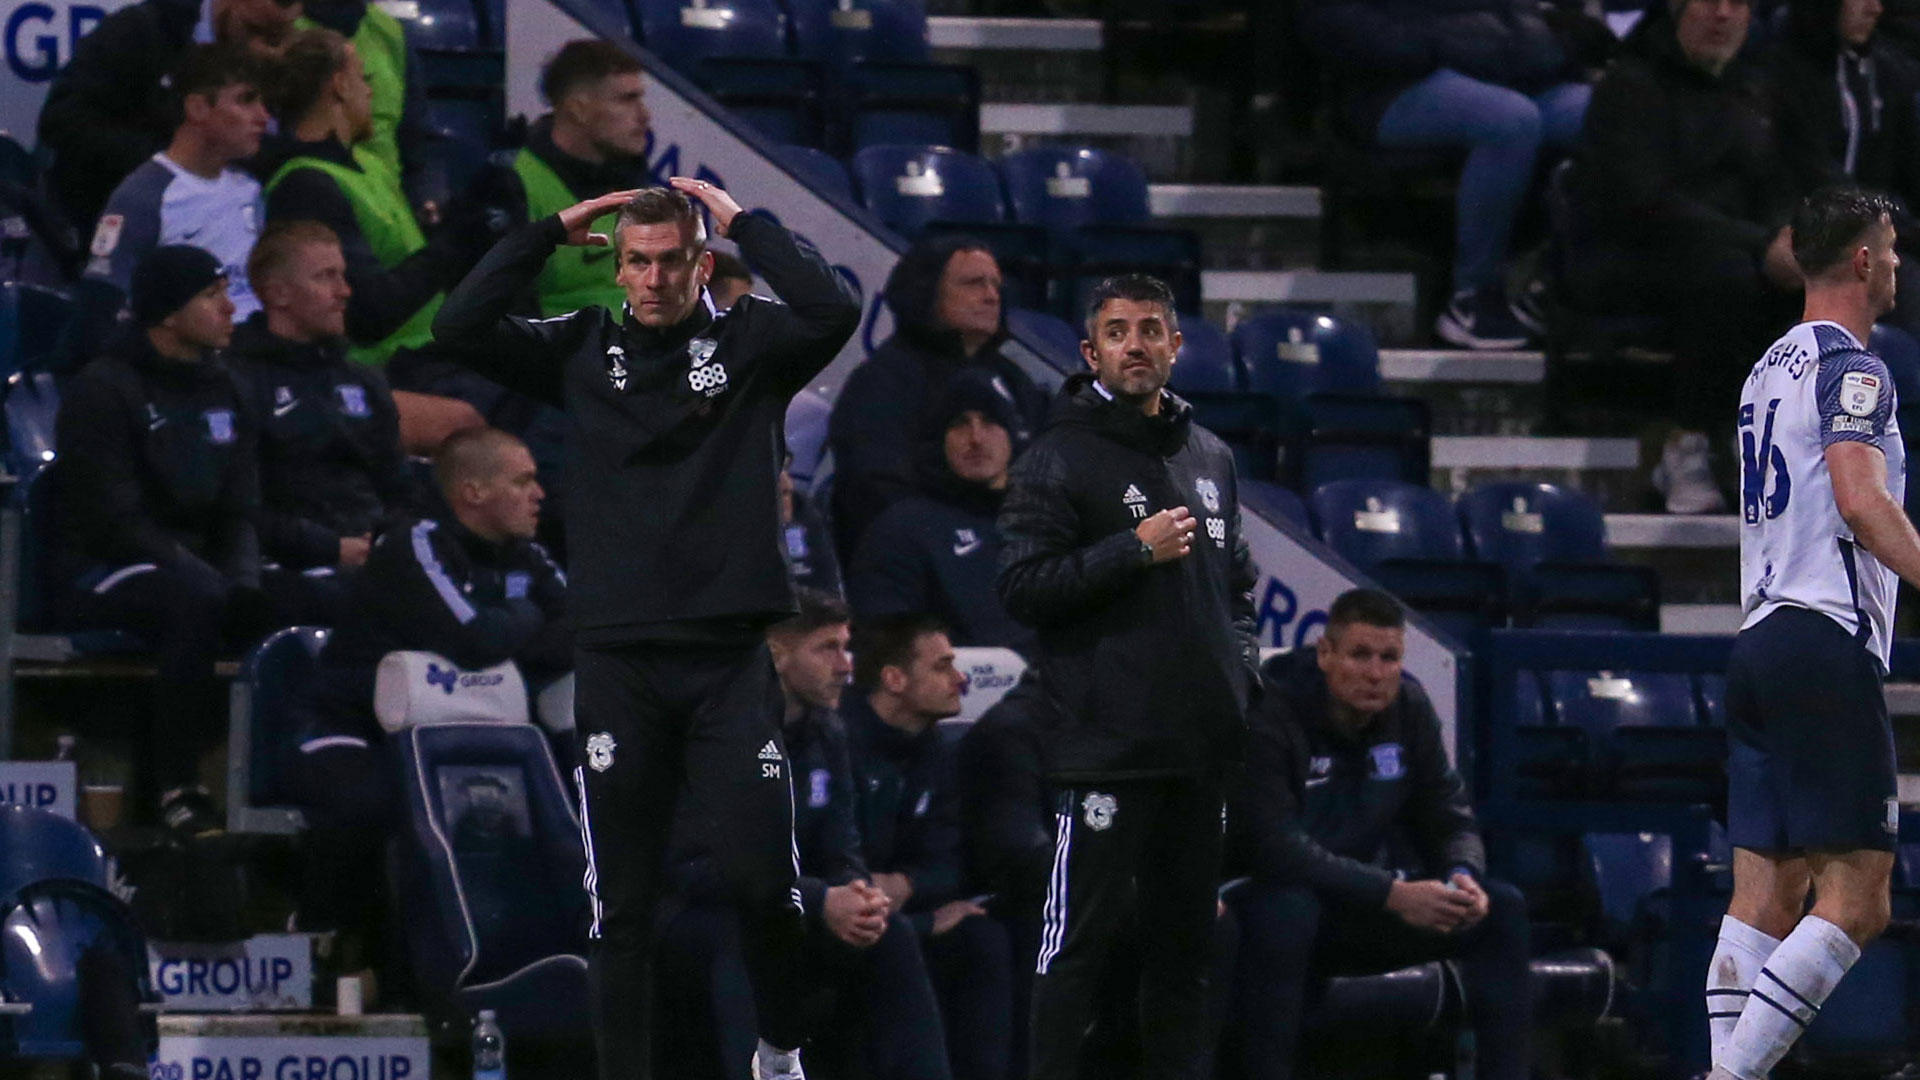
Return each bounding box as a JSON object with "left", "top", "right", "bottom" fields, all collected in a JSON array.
[
  {"left": 432, "top": 178, "right": 861, "bottom": 1080},
  {"left": 997, "top": 274, "right": 1260, "bottom": 1080},
  {"left": 1225, "top": 590, "right": 1528, "bottom": 1080}
]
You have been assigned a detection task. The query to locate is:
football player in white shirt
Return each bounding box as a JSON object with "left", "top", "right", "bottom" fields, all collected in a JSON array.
[{"left": 1710, "top": 188, "right": 1920, "bottom": 1080}]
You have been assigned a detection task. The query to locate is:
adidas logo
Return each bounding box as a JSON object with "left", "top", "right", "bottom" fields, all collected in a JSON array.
[
  {"left": 758, "top": 740, "right": 783, "bottom": 762},
  {"left": 1123, "top": 484, "right": 1146, "bottom": 504}
]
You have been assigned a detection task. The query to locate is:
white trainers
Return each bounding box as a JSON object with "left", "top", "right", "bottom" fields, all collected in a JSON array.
[
  {"left": 1651, "top": 430, "right": 1727, "bottom": 514},
  {"left": 752, "top": 1040, "right": 806, "bottom": 1080}
]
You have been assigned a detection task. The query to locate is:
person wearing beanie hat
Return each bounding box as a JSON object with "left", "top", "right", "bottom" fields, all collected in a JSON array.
[
  {"left": 849, "top": 367, "right": 1034, "bottom": 653},
  {"left": 50, "top": 243, "right": 308, "bottom": 839},
  {"left": 827, "top": 237, "right": 1048, "bottom": 562}
]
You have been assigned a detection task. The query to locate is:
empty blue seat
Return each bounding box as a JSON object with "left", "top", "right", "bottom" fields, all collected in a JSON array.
[
  {"left": 1170, "top": 318, "right": 1239, "bottom": 394},
  {"left": 998, "top": 146, "right": 1151, "bottom": 232},
  {"left": 845, "top": 63, "right": 980, "bottom": 153},
  {"left": 0, "top": 879, "right": 158, "bottom": 1060},
  {"left": 1234, "top": 308, "right": 1381, "bottom": 402},
  {"left": 1581, "top": 831, "right": 1672, "bottom": 944},
  {"left": 1369, "top": 559, "right": 1505, "bottom": 641},
  {"left": 1053, "top": 225, "right": 1202, "bottom": 322},
  {"left": 0, "top": 806, "right": 108, "bottom": 900},
  {"left": 1308, "top": 479, "right": 1460, "bottom": 572},
  {"left": 227, "top": 627, "right": 329, "bottom": 834},
  {"left": 1512, "top": 668, "right": 1586, "bottom": 799},
  {"left": 635, "top": 0, "right": 787, "bottom": 76},
  {"left": 404, "top": 0, "right": 486, "bottom": 51},
  {"left": 1241, "top": 480, "right": 1310, "bottom": 530},
  {"left": 1294, "top": 394, "right": 1430, "bottom": 490},
  {"left": 851, "top": 144, "right": 1003, "bottom": 235},
  {"left": 1547, "top": 670, "right": 1698, "bottom": 732},
  {"left": 1695, "top": 673, "right": 1726, "bottom": 727},
  {"left": 1549, "top": 670, "right": 1721, "bottom": 800},
  {"left": 1182, "top": 392, "right": 1289, "bottom": 482},
  {"left": 786, "top": 0, "right": 930, "bottom": 68},
  {"left": 4, "top": 369, "right": 57, "bottom": 475},
  {"left": 1458, "top": 482, "right": 1607, "bottom": 571},
  {"left": 0, "top": 283, "right": 76, "bottom": 380},
  {"left": 1797, "top": 938, "right": 1911, "bottom": 1071},
  {"left": 775, "top": 144, "right": 853, "bottom": 199},
  {"left": 391, "top": 723, "right": 590, "bottom": 1039},
  {"left": 1005, "top": 307, "right": 1082, "bottom": 377},
  {"left": 426, "top": 94, "right": 503, "bottom": 153},
  {"left": 696, "top": 57, "right": 825, "bottom": 147}
]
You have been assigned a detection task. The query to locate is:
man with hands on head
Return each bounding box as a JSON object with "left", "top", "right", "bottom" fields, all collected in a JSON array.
[
  {"left": 433, "top": 176, "right": 862, "bottom": 1080},
  {"left": 1224, "top": 589, "right": 1529, "bottom": 1080}
]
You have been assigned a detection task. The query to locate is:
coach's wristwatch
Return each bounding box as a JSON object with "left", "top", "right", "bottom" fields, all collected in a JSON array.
[{"left": 1138, "top": 537, "right": 1156, "bottom": 565}]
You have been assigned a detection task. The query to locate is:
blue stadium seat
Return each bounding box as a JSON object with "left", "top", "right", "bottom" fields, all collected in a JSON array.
[
  {"left": 1241, "top": 480, "right": 1310, "bottom": 530},
  {"left": 1548, "top": 670, "right": 1721, "bottom": 801},
  {"left": 0, "top": 283, "right": 77, "bottom": 381},
  {"left": 426, "top": 95, "right": 504, "bottom": 154},
  {"left": 1293, "top": 394, "right": 1430, "bottom": 490},
  {"left": 696, "top": 58, "right": 825, "bottom": 147},
  {"left": 1459, "top": 482, "right": 1657, "bottom": 630},
  {"left": 390, "top": 723, "right": 590, "bottom": 1039},
  {"left": 1512, "top": 669, "right": 1587, "bottom": 798},
  {"left": 11, "top": 464, "right": 144, "bottom": 655},
  {"left": 1369, "top": 559, "right": 1505, "bottom": 642},
  {"left": 0, "top": 879, "right": 158, "bottom": 1060},
  {"left": 404, "top": 0, "right": 486, "bottom": 51},
  {"left": 1581, "top": 830, "right": 1672, "bottom": 945},
  {"left": 1234, "top": 308, "right": 1382, "bottom": 402},
  {"left": 850, "top": 144, "right": 1004, "bottom": 235},
  {"left": 3, "top": 369, "right": 57, "bottom": 476},
  {"left": 0, "top": 805, "right": 108, "bottom": 899},
  {"left": 775, "top": 144, "right": 853, "bottom": 199},
  {"left": 997, "top": 146, "right": 1151, "bottom": 233},
  {"left": 1004, "top": 307, "right": 1082, "bottom": 377},
  {"left": 1052, "top": 225, "right": 1202, "bottom": 323},
  {"left": 1308, "top": 479, "right": 1461, "bottom": 572},
  {"left": 1796, "top": 938, "right": 1911, "bottom": 1072},
  {"left": 1181, "top": 392, "right": 1288, "bottom": 482},
  {"left": 845, "top": 62, "right": 979, "bottom": 153},
  {"left": 786, "top": 0, "right": 931, "bottom": 68},
  {"left": 226, "top": 627, "right": 329, "bottom": 834},
  {"left": 635, "top": 0, "right": 788, "bottom": 76},
  {"left": 1694, "top": 673, "right": 1726, "bottom": 728},
  {"left": 1547, "top": 670, "right": 1698, "bottom": 732},
  {"left": 1170, "top": 318, "right": 1239, "bottom": 394}
]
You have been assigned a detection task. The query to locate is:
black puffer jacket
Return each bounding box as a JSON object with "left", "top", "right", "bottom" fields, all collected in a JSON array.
[
  {"left": 229, "top": 314, "right": 414, "bottom": 569},
  {"left": 1567, "top": 8, "right": 1797, "bottom": 259},
  {"left": 997, "top": 373, "right": 1259, "bottom": 781},
  {"left": 1298, "top": 0, "right": 1571, "bottom": 136},
  {"left": 1226, "top": 651, "right": 1484, "bottom": 908},
  {"left": 827, "top": 235, "right": 1049, "bottom": 556}
]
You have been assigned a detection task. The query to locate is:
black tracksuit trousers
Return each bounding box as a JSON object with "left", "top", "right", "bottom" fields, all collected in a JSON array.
[
  {"left": 573, "top": 641, "right": 809, "bottom": 1080},
  {"left": 1031, "top": 775, "right": 1225, "bottom": 1080}
]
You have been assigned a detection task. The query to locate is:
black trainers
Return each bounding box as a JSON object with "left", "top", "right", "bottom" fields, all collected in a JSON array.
[
  {"left": 1436, "top": 287, "right": 1532, "bottom": 350},
  {"left": 158, "top": 785, "right": 224, "bottom": 840}
]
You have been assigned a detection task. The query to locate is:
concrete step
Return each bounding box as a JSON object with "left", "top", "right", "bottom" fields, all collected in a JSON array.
[
  {"left": 926, "top": 15, "right": 1103, "bottom": 50},
  {"left": 1605, "top": 513, "right": 1739, "bottom": 549},
  {"left": 1148, "top": 183, "right": 1321, "bottom": 220},
  {"left": 1430, "top": 436, "right": 1640, "bottom": 471},
  {"left": 980, "top": 102, "right": 1193, "bottom": 138},
  {"left": 1379, "top": 349, "right": 1544, "bottom": 385},
  {"left": 1202, "top": 269, "right": 1416, "bottom": 306}
]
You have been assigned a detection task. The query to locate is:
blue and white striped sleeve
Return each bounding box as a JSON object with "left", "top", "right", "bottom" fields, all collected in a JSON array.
[{"left": 1817, "top": 349, "right": 1897, "bottom": 449}]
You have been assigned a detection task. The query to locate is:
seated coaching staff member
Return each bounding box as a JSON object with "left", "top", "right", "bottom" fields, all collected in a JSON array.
[
  {"left": 432, "top": 178, "right": 861, "bottom": 1080},
  {"left": 997, "top": 273, "right": 1260, "bottom": 1080},
  {"left": 1226, "top": 589, "right": 1528, "bottom": 1080},
  {"left": 283, "top": 427, "right": 567, "bottom": 949}
]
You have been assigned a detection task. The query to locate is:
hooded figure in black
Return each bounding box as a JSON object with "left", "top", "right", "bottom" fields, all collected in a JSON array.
[
  {"left": 827, "top": 236, "right": 1049, "bottom": 560},
  {"left": 849, "top": 367, "right": 1034, "bottom": 651}
]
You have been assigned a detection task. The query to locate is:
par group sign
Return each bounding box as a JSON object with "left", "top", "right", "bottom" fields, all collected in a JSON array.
[{"left": 150, "top": 1036, "right": 427, "bottom": 1080}]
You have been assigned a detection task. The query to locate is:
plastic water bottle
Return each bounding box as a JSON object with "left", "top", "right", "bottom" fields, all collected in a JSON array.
[{"left": 472, "top": 1009, "right": 506, "bottom": 1080}]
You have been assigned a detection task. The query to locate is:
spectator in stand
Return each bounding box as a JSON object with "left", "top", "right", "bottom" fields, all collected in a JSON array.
[
  {"left": 843, "top": 615, "right": 1014, "bottom": 1080},
  {"left": 656, "top": 591, "right": 949, "bottom": 1080},
  {"left": 850, "top": 369, "right": 1033, "bottom": 651},
  {"left": 1296, "top": 0, "right": 1590, "bottom": 349},
  {"left": 50, "top": 246, "right": 307, "bottom": 837},
  {"left": 828, "top": 237, "right": 1048, "bottom": 559},
  {"left": 482, "top": 40, "right": 652, "bottom": 318},
  {"left": 782, "top": 452, "right": 843, "bottom": 598},
  {"left": 710, "top": 251, "right": 756, "bottom": 310},
  {"left": 229, "top": 221, "right": 413, "bottom": 614},
  {"left": 39, "top": 0, "right": 301, "bottom": 231},
  {"left": 82, "top": 44, "right": 270, "bottom": 357},
  {"left": 1565, "top": 0, "right": 1801, "bottom": 513},
  {"left": 262, "top": 26, "right": 490, "bottom": 452},
  {"left": 1226, "top": 590, "right": 1529, "bottom": 1080},
  {"left": 1770, "top": 0, "right": 1920, "bottom": 326},
  {"left": 297, "top": 0, "right": 451, "bottom": 217},
  {"left": 282, "top": 427, "right": 567, "bottom": 962}
]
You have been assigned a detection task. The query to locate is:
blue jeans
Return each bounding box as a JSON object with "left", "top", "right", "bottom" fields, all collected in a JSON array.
[{"left": 1376, "top": 69, "right": 1591, "bottom": 293}]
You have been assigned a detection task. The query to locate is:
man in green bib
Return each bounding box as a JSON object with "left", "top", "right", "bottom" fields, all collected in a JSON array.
[
  {"left": 297, "top": 0, "right": 451, "bottom": 219},
  {"left": 263, "top": 26, "right": 494, "bottom": 452},
  {"left": 483, "top": 40, "right": 653, "bottom": 318}
]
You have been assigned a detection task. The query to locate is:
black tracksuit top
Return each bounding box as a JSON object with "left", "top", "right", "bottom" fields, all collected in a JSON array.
[
  {"left": 842, "top": 695, "right": 965, "bottom": 932},
  {"left": 996, "top": 373, "right": 1261, "bottom": 781},
  {"left": 1226, "top": 653, "right": 1486, "bottom": 909},
  {"left": 51, "top": 336, "right": 260, "bottom": 588},
  {"left": 228, "top": 314, "right": 413, "bottom": 569},
  {"left": 431, "top": 212, "right": 861, "bottom": 645}
]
